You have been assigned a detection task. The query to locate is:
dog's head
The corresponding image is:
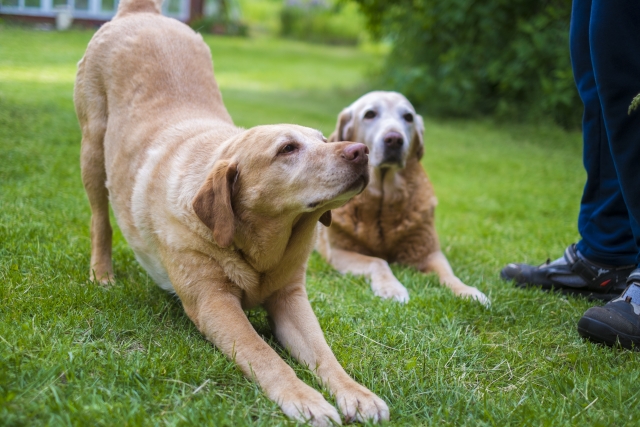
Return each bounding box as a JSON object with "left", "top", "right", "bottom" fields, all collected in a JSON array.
[
  {"left": 330, "top": 91, "right": 424, "bottom": 170},
  {"left": 192, "top": 124, "right": 369, "bottom": 248}
]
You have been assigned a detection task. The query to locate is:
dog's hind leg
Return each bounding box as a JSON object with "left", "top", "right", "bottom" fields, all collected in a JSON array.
[{"left": 76, "top": 62, "right": 113, "bottom": 284}]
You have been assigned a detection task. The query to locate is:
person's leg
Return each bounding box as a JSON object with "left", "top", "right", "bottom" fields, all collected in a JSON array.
[
  {"left": 500, "top": 0, "right": 636, "bottom": 300},
  {"left": 573, "top": 0, "right": 637, "bottom": 265},
  {"left": 577, "top": 0, "right": 640, "bottom": 350},
  {"left": 585, "top": 0, "right": 640, "bottom": 261}
]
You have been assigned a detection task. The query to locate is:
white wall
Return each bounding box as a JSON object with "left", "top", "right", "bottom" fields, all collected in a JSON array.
[{"left": 0, "top": 0, "right": 191, "bottom": 22}]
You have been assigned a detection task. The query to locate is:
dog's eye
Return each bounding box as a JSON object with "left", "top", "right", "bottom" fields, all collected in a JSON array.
[
  {"left": 279, "top": 143, "right": 298, "bottom": 154},
  {"left": 403, "top": 113, "right": 414, "bottom": 122},
  {"left": 364, "top": 110, "right": 376, "bottom": 119}
]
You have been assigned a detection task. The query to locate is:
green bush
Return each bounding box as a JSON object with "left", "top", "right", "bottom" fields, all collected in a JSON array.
[
  {"left": 190, "top": 15, "right": 249, "bottom": 36},
  {"left": 237, "top": 0, "right": 282, "bottom": 35},
  {"left": 190, "top": 0, "right": 248, "bottom": 36},
  {"left": 352, "top": 0, "right": 580, "bottom": 127},
  {"left": 280, "top": 1, "right": 364, "bottom": 46}
]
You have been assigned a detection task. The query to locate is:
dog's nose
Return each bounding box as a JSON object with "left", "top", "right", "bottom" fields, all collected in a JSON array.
[
  {"left": 383, "top": 131, "right": 404, "bottom": 149},
  {"left": 341, "top": 143, "right": 369, "bottom": 164}
]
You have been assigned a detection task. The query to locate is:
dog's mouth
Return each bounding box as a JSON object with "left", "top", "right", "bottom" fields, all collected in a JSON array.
[
  {"left": 377, "top": 155, "right": 405, "bottom": 169},
  {"left": 345, "top": 172, "right": 369, "bottom": 194},
  {"left": 379, "top": 162, "right": 403, "bottom": 170},
  {"left": 306, "top": 171, "right": 369, "bottom": 209}
]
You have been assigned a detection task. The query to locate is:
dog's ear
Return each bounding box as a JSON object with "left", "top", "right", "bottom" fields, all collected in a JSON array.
[
  {"left": 319, "top": 210, "right": 332, "bottom": 227},
  {"left": 414, "top": 114, "right": 425, "bottom": 160},
  {"left": 192, "top": 160, "right": 238, "bottom": 248},
  {"left": 332, "top": 107, "right": 354, "bottom": 142}
]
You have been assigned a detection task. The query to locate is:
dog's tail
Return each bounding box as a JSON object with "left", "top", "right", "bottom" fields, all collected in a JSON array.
[{"left": 115, "top": 0, "right": 163, "bottom": 17}]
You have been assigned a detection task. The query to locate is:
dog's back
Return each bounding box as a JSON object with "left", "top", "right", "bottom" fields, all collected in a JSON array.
[
  {"left": 114, "top": 0, "right": 162, "bottom": 16},
  {"left": 76, "top": 0, "right": 231, "bottom": 131},
  {"left": 74, "top": 0, "right": 238, "bottom": 284}
]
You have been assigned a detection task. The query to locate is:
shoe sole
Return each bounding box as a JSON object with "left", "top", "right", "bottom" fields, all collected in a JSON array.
[
  {"left": 577, "top": 316, "right": 640, "bottom": 350},
  {"left": 501, "top": 272, "right": 623, "bottom": 302}
]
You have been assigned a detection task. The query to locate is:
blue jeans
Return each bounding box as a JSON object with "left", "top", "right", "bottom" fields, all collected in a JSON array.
[{"left": 571, "top": 0, "right": 640, "bottom": 267}]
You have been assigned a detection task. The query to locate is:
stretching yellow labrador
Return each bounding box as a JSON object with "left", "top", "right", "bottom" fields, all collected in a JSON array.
[
  {"left": 317, "top": 91, "right": 489, "bottom": 305},
  {"left": 74, "top": 1, "right": 388, "bottom": 424}
]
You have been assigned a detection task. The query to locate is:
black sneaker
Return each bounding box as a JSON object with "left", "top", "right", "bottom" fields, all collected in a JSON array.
[
  {"left": 500, "top": 244, "right": 635, "bottom": 301},
  {"left": 577, "top": 270, "right": 640, "bottom": 350}
]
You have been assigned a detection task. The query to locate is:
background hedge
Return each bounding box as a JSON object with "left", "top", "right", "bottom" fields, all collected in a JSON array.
[{"left": 351, "top": 0, "right": 580, "bottom": 127}]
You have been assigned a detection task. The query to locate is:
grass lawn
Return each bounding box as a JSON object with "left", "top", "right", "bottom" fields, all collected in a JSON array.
[{"left": 1, "top": 26, "right": 639, "bottom": 426}]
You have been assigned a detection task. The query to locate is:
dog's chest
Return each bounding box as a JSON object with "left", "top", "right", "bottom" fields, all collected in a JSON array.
[
  {"left": 329, "top": 173, "right": 437, "bottom": 262},
  {"left": 238, "top": 257, "right": 307, "bottom": 309},
  {"left": 236, "top": 217, "right": 317, "bottom": 308},
  {"left": 360, "top": 199, "right": 425, "bottom": 251}
]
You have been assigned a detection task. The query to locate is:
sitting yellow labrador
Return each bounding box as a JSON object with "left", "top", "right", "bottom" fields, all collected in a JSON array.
[
  {"left": 74, "top": 1, "right": 388, "bottom": 424},
  {"left": 317, "top": 91, "right": 489, "bottom": 306}
]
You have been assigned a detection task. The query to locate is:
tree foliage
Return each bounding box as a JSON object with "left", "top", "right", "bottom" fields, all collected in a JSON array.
[
  {"left": 352, "top": 0, "right": 580, "bottom": 127},
  {"left": 280, "top": 0, "right": 364, "bottom": 45},
  {"left": 630, "top": 93, "right": 640, "bottom": 115}
]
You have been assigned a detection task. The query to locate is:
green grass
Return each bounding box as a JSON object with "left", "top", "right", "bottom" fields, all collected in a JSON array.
[{"left": 1, "top": 26, "right": 640, "bottom": 426}]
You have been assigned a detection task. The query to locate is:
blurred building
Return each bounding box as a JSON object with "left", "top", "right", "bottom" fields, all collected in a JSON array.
[{"left": 0, "top": 0, "right": 215, "bottom": 25}]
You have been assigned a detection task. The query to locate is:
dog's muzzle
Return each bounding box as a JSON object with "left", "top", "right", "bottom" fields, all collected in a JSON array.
[{"left": 381, "top": 131, "right": 404, "bottom": 166}]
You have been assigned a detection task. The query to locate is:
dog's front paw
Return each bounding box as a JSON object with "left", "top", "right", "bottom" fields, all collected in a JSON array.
[
  {"left": 89, "top": 269, "right": 114, "bottom": 286},
  {"left": 278, "top": 385, "right": 342, "bottom": 426},
  {"left": 335, "top": 382, "right": 389, "bottom": 423},
  {"left": 456, "top": 286, "right": 490, "bottom": 307},
  {"left": 443, "top": 276, "right": 490, "bottom": 307},
  {"left": 371, "top": 278, "right": 410, "bottom": 303}
]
